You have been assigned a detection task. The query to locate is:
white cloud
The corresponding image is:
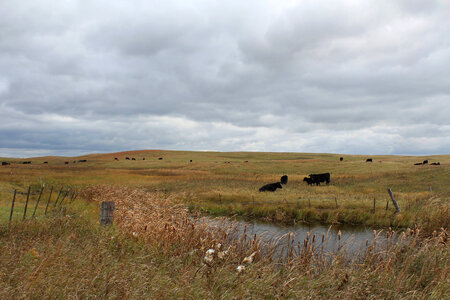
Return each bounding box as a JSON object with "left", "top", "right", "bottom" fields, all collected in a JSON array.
[{"left": 0, "top": 0, "right": 449, "bottom": 157}]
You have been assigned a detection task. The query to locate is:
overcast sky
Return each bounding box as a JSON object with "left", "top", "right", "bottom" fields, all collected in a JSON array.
[{"left": 1, "top": 0, "right": 449, "bottom": 157}]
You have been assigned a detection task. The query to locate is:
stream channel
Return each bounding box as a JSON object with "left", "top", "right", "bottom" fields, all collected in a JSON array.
[{"left": 204, "top": 217, "right": 395, "bottom": 258}]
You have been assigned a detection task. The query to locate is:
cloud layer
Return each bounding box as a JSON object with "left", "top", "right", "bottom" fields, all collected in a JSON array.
[{"left": 1, "top": 0, "right": 449, "bottom": 157}]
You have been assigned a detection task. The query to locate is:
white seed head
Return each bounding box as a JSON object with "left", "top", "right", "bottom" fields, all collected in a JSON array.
[{"left": 237, "top": 265, "right": 246, "bottom": 273}]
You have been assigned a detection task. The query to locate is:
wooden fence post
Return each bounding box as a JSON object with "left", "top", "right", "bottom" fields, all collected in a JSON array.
[
  {"left": 9, "top": 189, "right": 16, "bottom": 223},
  {"left": 373, "top": 197, "right": 376, "bottom": 214},
  {"left": 23, "top": 186, "right": 31, "bottom": 220},
  {"left": 387, "top": 188, "right": 401, "bottom": 213},
  {"left": 100, "top": 201, "right": 115, "bottom": 225},
  {"left": 32, "top": 186, "right": 44, "bottom": 218},
  {"left": 335, "top": 197, "right": 338, "bottom": 209},
  {"left": 44, "top": 186, "right": 53, "bottom": 215},
  {"left": 53, "top": 187, "right": 63, "bottom": 207},
  {"left": 58, "top": 189, "right": 70, "bottom": 207}
]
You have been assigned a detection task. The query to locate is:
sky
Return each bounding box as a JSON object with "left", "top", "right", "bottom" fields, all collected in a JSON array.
[{"left": 1, "top": 0, "right": 449, "bottom": 158}]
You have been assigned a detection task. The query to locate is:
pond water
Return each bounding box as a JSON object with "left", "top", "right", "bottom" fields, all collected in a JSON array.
[{"left": 203, "top": 217, "right": 395, "bottom": 257}]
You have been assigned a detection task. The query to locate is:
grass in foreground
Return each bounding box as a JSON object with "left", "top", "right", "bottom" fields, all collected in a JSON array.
[{"left": 2, "top": 186, "right": 447, "bottom": 299}]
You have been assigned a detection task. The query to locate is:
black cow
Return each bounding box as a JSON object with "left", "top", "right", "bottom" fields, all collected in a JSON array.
[
  {"left": 23, "top": 161, "right": 31, "bottom": 164},
  {"left": 423, "top": 160, "right": 428, "bottom": 165},
  {"left": 366, "top": 158, "right": 373, "bottom": 162},
  {"left": 158, "top": 157, "right": 163, "bottom": 160},
  {"left": 65, "top": 162, "right": 69, "bottom": 165},
  {"left": 78, "top": 160, "right": 87, "bottom": 162},
  {"left": 303, "top": 177, "right": 314, "bottom": 185},
  {"left": 2, "top": 162, "right": 10, "bottom": 166},
  {"left": 244, "top": 160, "right": 248, "bottom": 163},
  {"left": 190, "top": 160, "right": 192, "bottom": 162},
  {"left": 308, "top": 173, "right": 331, "bottom": 185},
  {"left": 430, "top": 162, "right": 440, "bottom": 165},
  {"left": 414, "top": 162, "right": 422, "bottom": 165},
  {"left": 259, "top": 182, "right": 282, "bottom": 192},
  {"left": 143, "top": 158, "right": 145, "bottom": 160},
  {"left": 114, "top": 158, "right": 119, "bottom": 160},
  {"left": 43, "top": 161, "right": 48, "bottom": 164},
  {"left": 340, "top": 157, "right": 343, "bottom": 162},
  {"left": 125, "top": 157, "right": 130, "bottom": 160},
  {"left": 132, "top": 158, "right": 136, "bottom": 161},
  {"left": 280, "top": 175, "right": 288, "bottom": 185}
]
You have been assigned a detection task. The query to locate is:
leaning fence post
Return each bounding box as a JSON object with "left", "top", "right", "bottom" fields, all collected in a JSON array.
[
  {"left": 100, "top": 201, "right": 115, "bottom": 225},
  {"left": 9, "top": 189, "right": 17, "bottom": 223},
  {"left": 32, "top": 186, "right": 44, "bottom": 218},
  {"left": 58, "top": 189, "right": 70, "bottom": 207},
  {"left": 373, "top": 197, "right": 376, "bottom": 214},
  {"left": 53, "top": 187, "right": 63, "bottom": 207},
  {"left": 387, "top": 188, "right": 401, "bottom": 213},
  {"left": 335, "top": 197, "right": 338, "bottom": 209},
  {"left": 44, "top": 186, "right": 53, "bottom": 215},
  {"left": 23, "top": 186, "right": 31, "bottom": 220}
]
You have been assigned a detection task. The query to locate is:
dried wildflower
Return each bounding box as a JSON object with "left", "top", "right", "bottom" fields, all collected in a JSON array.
[
  {"left": 237, "top": 265, "right": 246, "bottom": 273},
  {"left": 132, "top": 232, "right": 138, "bottom": 237},
  {"left": 204, "top": 249, "right": 215, "bottom": 263},
  {"left": 242, "top": 251, "right": 257, "bottom": 265}
]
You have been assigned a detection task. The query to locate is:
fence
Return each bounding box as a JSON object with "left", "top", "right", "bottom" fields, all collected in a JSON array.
[{"left": 7, "top": 185, "right": 79, "bottom": 224}]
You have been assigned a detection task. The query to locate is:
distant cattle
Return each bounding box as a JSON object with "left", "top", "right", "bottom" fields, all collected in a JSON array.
[
  {"left": 114, "top": 158, "right": 119, "bottom": 160},
  {"left": 132, "top": 158, "right": 136, "bottom": 161},
  {"left": 280, "top": 175, "right": 288, "bottom": 185},
  {"left": 259, "top": 182, "right": 282, "bottom": 192},
  {"left": 2, "top": 162, "right": 10, "bottom": 166},
  {"left": 305, "top": 173, "right": 331, "bottom": 186},
  {"left": 190, "top": 160, "right": 192, "bottom": 162},
  {"left": 65, "top": 162, "right": 69, "bottom": 165},
  {"left": 78, "top": 160, "right": 87, "bottom": 162},
  {"left": 414, "top": 162, "right": 422, "bottom": 165},
  {"left": 23, "top": 161, "right": 31, "bottom": 164},
  {"left": 423, "top": 160, "right": 429, "bottom": 165},
  {"left": 142, "top": 158, "right": 145, "bottom": 160},
  {"left": 158, "top": 157, "right": 163, "bottom": 160},
  {"left": 244, "top": 160, "right": 248, "bottom": 163},
  {"left": 366, "top": 158, "right": 373, "bottom": 162},
  {"left": 303, "top": 177, "right": 314, "bottom": 185},
  {"left": 126, "top": 157, "right": 130, "bottom": 160},
  {"left": 73, "top": 161, "right": 76, "bottom": 163},
  {"left": 43, "top": 161, "right": 48, "bottom": 164},
  {"left": 340, "top": 157, "right": 343, "bottom": 161},
  {"left": 430, "top": 162, "right": 440, "bottom": 165}
]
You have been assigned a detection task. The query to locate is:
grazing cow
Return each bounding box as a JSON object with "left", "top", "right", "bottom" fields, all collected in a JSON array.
[
  {"left": 73, "top": 161, "right": 76, "bottom": 163},
  {"left": 2, "top": 162, "right": 10, "bottom": 166},
  {"left": 114, "top": 158, "right": 119, "bottom": 160},
  {"left": 340, "top": 157, "right": 343, "bottom": 161},
  {"left": 142, "top": 158, "right": 145, "bottom": 160},
  {"left": 43, "top": 161, "right": 48, "bottom": 164},
  {"left": 23, "top": 161, "right": 31, "bottom": 164},
  {"left": 125, "top": 157, "right": 130, "bottom": 160},
  {"left": 259, "top": 182, "right": 283, "bottom": 192},
  {"left": 308, "top": 173, "right": 331, "bottom": 185},
  {"left": 132, "top": 158, "right": 136, "bottom": 161},
  {"left": 414, "top": 162, "right": 422, "bottom": 165},
  {"left": 423, "top": 160, "right": 428, "bottom": 165},
  {"left": 244, "top": 160, "right": 248, "bottom": 163},
  {"left": 430, "top": 162, "right": 440, "bottom": 165},
  {"left": 158, "top": 157, "right": 163, "bottom": 160},
  {"left": 78, "top": 160, "right": 87, "bottom": 162},
  {"left": 280, "top": 175, "right": 288, "bottom": 185},
  {"left": 65, "top": 162, "right": 69, "bottom": 165},
  {"left": 303, "top": 177, "right": 314, "bottom": 185},
  {"left": 190, "top": 160, "right": 192, "bottom": 162},
  {"left": 366, "top": 158, "right": 373, "bottom": 162}
]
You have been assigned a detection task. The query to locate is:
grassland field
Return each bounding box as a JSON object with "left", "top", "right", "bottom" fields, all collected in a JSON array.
[
  {"left": 0, "top": 150, "right": 449, "bottom": 298},
  {"left": 0, "top": 150, "right": 448, "bottom": 229}
]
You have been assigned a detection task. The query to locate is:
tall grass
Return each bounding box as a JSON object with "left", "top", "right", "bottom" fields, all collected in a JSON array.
[{"left": 0, "top": 185, "right": 448, "bottom": 298}]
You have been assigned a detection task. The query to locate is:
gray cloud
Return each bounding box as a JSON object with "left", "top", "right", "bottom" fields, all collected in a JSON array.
[{"left": 0, "top": 0, "right": 449, "bottom": 157}]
